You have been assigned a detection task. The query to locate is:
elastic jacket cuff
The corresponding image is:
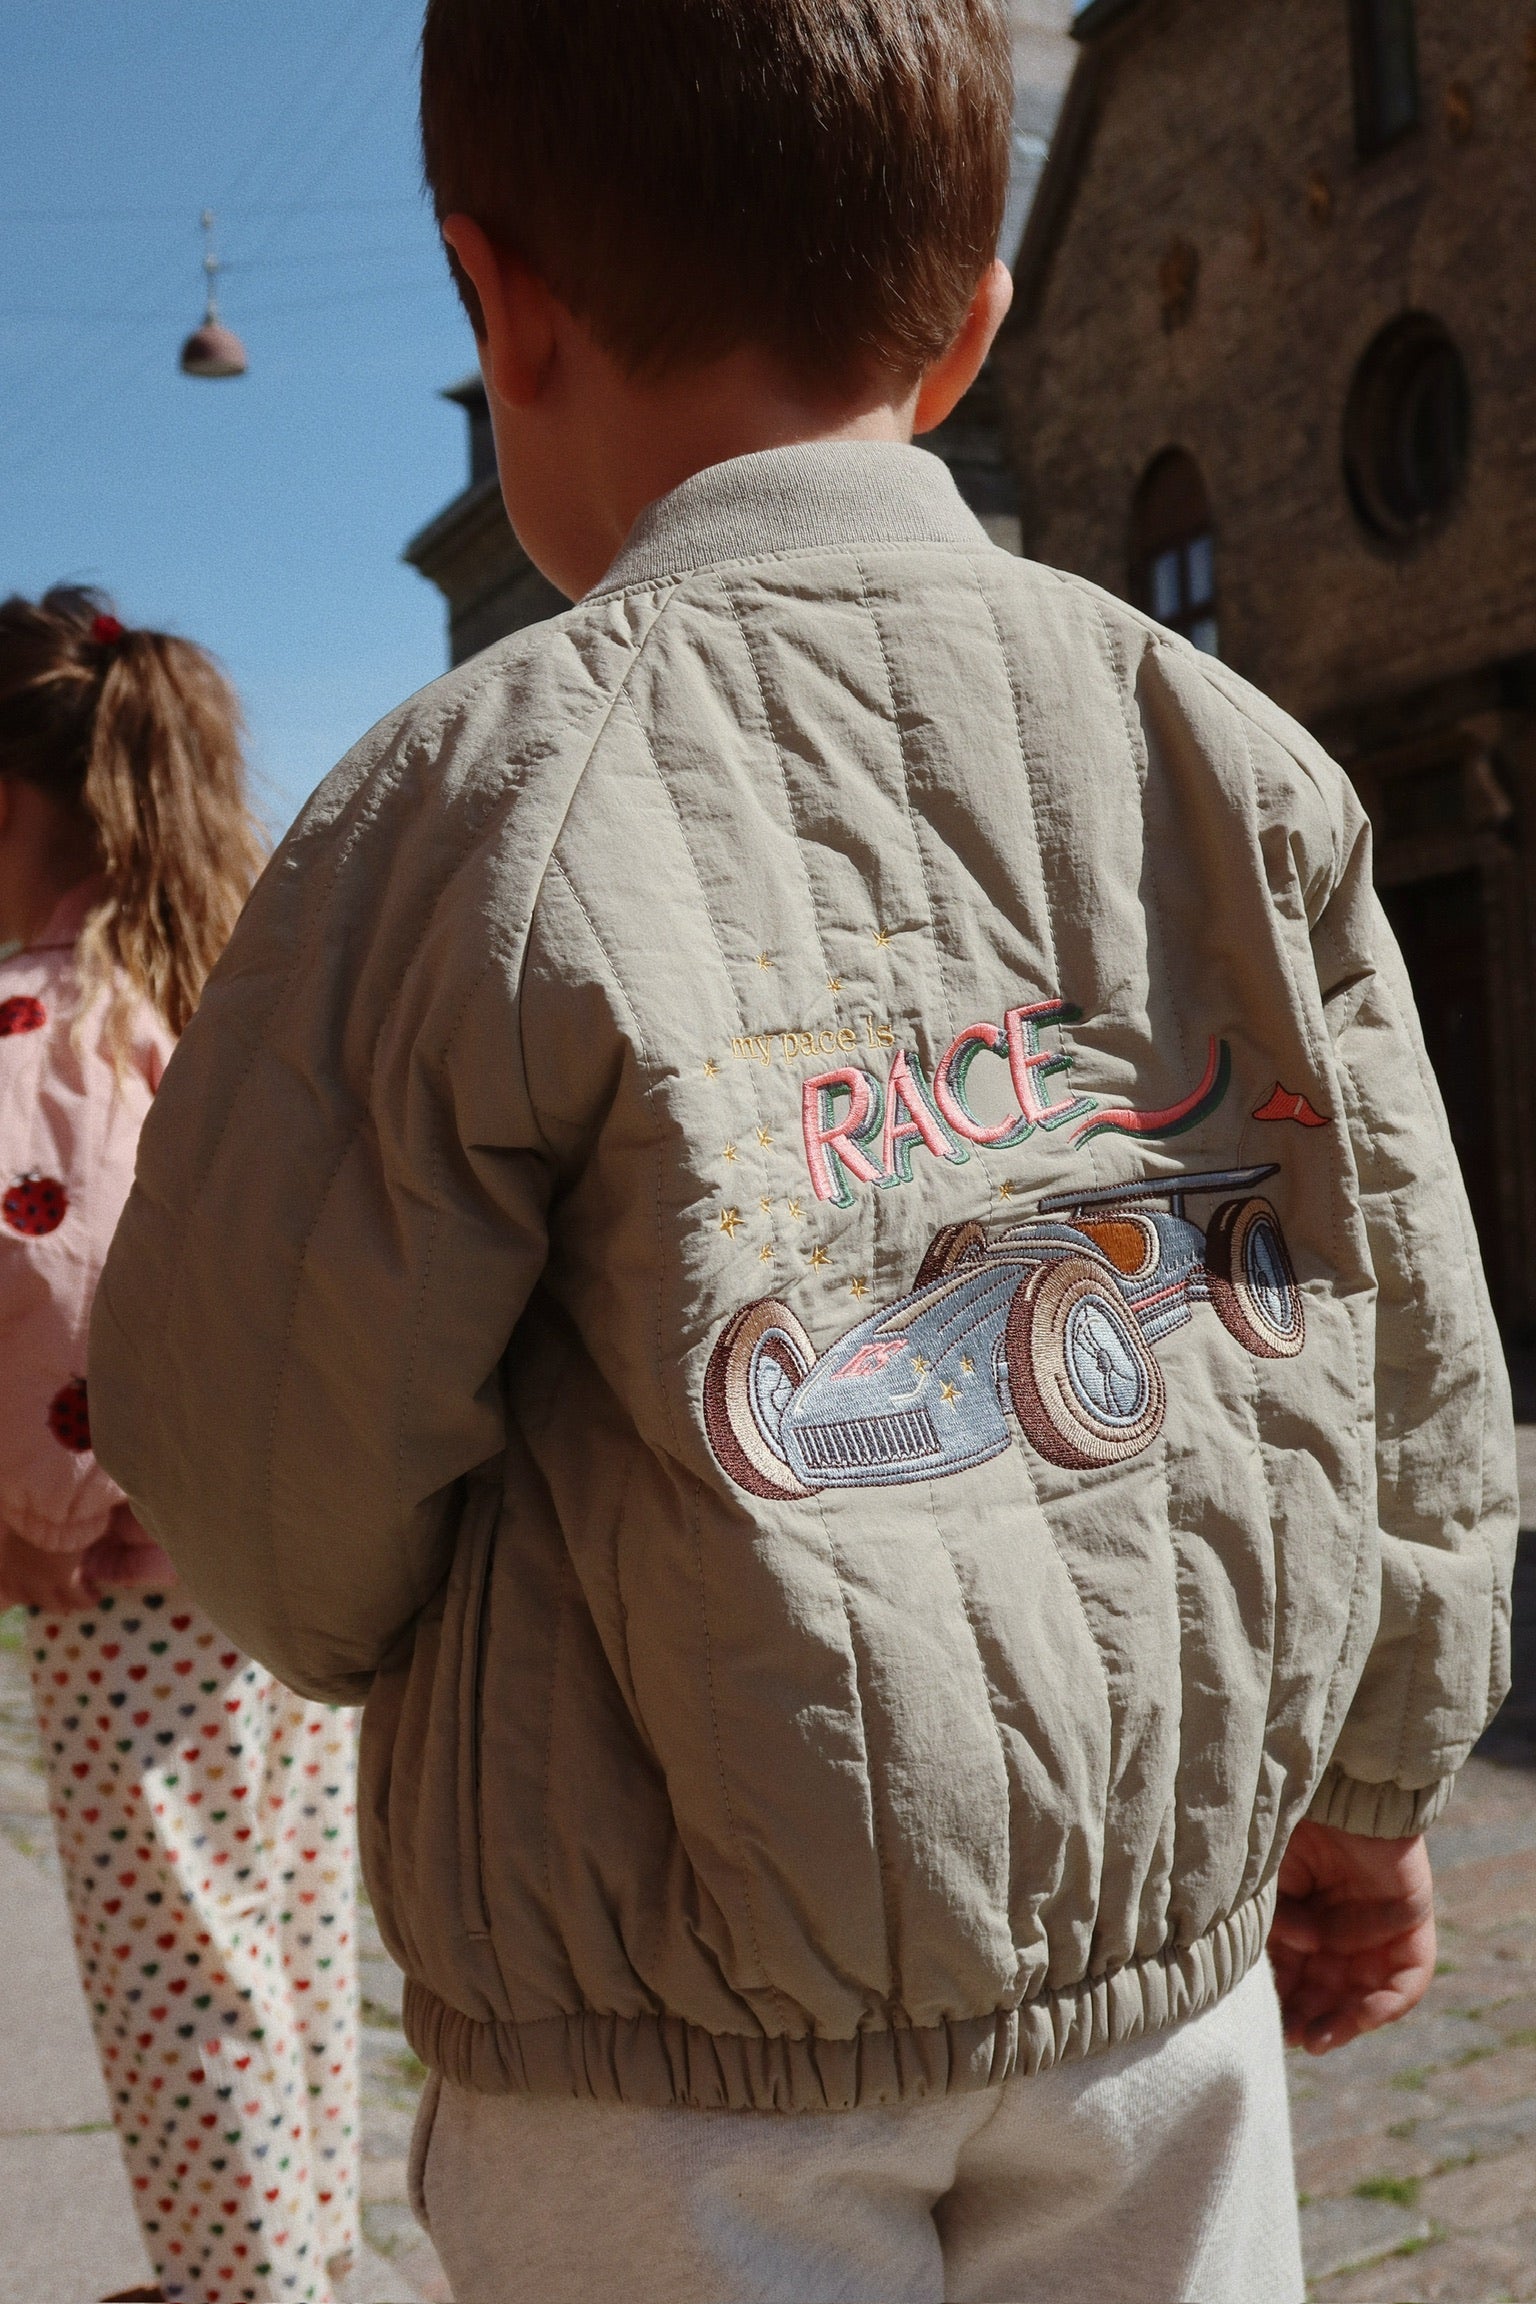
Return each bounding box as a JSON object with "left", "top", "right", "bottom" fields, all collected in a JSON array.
[{"left": 1307, "top": 1765, "right": 1457, "bottom": 1838}]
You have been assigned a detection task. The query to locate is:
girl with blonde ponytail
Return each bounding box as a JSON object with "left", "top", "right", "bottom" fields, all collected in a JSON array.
[{"left": 0, "top": 588, "right": 361, "bottom": 2304}]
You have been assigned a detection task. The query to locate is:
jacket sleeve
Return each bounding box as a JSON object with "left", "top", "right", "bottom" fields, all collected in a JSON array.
[
  {"left": 1308, "top": 797, "right": 1518, "bottom": 1837},
  {"left": 90, "top": 757, "right": 559, "bottom": 1704}
]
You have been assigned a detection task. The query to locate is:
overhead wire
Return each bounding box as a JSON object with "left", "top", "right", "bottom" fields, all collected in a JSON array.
[
  {"left": 2, "top": 0, "right": 415, "bottom": 449},
  {"left": 211, "top": 0, "right": 422, "bottom": 278},
  {"left": 204, "top": 0, "right": 404, "bottom": 231},
  {"left": 3, "top": 0, "right": 438, "bottom": 486},
  {"left": 0, "top": 281, "right": 446, "bottom": 328},
  {"left": 0, "top": 198, "right": 423, "bottom": 224}
]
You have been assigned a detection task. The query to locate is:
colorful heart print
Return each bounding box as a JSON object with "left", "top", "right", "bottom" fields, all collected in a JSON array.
[{"left": 3, "top": 1173, "right": 68, "bottom": 1235}]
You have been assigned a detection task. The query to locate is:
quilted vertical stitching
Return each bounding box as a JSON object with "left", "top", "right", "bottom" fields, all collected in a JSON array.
[
  {"left": 925, "top": 1488, "right": 1019, "bottom": 2000},
  {"left": 719, "top": 582, "right": 838, "bottom": 995},
  {"left": 812, "top": 1490, "right": 903, "bottom": 2013},
  {"left": 546, "top": 856, "right": 795, "bottom": 2031},
  {"left": 1087, "top": 609, "right": 1193, "bottom": 1083},
  {"left": 973, "top": 574, "right": 1070, "bottom": 1017},
  {"left": 853, "top": 555, "right": 958, "bottom": 1045}
]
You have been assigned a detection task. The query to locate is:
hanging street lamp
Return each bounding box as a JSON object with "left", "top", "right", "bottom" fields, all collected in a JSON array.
[{"left": 179, "top": 211, "right": 249, "bottom": 380}]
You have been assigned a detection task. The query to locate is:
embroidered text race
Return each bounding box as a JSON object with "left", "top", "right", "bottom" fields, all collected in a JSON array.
[{"left": 800, "top": 1002, "right": 1232, "bottom": 1206}]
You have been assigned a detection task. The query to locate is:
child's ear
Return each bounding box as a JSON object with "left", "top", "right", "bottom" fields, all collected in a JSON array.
[
  {"left": 912, "top": 261, "right": 1015, "bottom": 437},
  {"left": 440, "top": 217, "right": 559, "bottom": 411},
  {"left": 441, "top": 237, "right": 488, "bottom": 342}
]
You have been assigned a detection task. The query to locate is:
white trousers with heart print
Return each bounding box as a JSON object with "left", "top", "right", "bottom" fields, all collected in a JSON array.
[{"left": 28, "top": 1589, "right": 360, "bottom": 2304}]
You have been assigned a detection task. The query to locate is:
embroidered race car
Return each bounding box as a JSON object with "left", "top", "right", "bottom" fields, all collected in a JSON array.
[{"left": 703, "top": 1166, "right": 1304, "bottom": 1498}]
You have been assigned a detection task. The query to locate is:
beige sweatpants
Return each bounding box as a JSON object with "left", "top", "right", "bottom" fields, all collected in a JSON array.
[{"left": 410, "top": 1959, "right": 1303, "bottom": 2304}]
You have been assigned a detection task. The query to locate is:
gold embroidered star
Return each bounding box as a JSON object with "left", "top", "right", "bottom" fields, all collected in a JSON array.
[
  {"left": 756, "top": 953, "right": 775, "bottom": 971},
  {"left": 786, "top": 1199, "right": 805, "bottom": 1222},
  {"left": 911, "top": 1354, "right": 929, "bottom": 1375},
  {"left": 702, "top": 1058, "right": 719, "bottom": 1080},
  {"left": 759, "top": 1244, "right": 774, "bottom": 1264},
  {"left": 941, "top": 1381, "right": 960, "bottom": 1406},
  {"left": 872, "top": 928, "right": 892, "bottom": 948},
  {"left": 997, "top": 1179, "right": 1017, "bottom": 1200},
  {"left": 759, "top": 1196, "right": 774, "bottom": 1215},
  {"left": 961, "top": 1355, "right": 975, "bottom": 1375},
  {"left": 722, "top": 1143, "right": 739, "bottom": 1163},
  {"left": 850, "top": 1276, "right": 870, "bottom": 1299},
  {"left": 756, "top": 1127, "right": 774, "bottom": 1148},
  {"left": 827, "top": 976, "right": 843, "bottom": 994},
  {"left": 808, "top": 1244, "right": 831, "bottom": 1269},
  {"left": 719, "top": 1208, "right": 742, "bottom": 1239}
]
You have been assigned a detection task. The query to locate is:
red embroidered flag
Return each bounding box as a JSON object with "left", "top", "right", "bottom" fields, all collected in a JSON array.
[{"left": 1253, "top": 1083, "right": 1328, "bottom": 1128}]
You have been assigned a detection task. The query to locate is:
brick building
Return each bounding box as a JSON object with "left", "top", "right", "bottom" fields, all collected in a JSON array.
[{"left": 1000, "top": 0, "right": 1536, "bottom": 1330}]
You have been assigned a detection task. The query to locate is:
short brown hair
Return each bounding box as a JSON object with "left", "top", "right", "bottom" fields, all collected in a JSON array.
[{"left": 421, "top": 0, "right": 1013, "bottom": 391}]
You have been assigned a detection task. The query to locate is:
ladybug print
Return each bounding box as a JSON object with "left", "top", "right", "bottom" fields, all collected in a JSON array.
[
  {"left": 47, "top": 1375, "right": 92, "bottom": 1453},
  {"left": 3, "top": 1172, "right": 68, "bottom": 1236},
  {"left": 0, "top": 993, "right": 46, "bottom": 1036}
]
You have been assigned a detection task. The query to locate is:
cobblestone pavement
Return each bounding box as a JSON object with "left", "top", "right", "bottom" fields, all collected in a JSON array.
[{"left": 5, "top": 1582, "right": 1535, "bottom": 2304}]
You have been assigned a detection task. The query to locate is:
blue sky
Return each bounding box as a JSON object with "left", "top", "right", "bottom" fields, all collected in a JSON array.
[
  {"left": 2, "top": 7, "right": 1086, "bottom": 833},
  {"left": 2, "top": 3, "right": 477, "bottom": 831}
]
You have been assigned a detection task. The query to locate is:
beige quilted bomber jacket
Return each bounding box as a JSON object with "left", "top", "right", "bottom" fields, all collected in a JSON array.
[{"left": 92, "top": 443, "right": 1517, "bottom": 2111}]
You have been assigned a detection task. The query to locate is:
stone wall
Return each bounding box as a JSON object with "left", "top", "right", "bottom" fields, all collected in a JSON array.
[
  {"left": 999, "top": 0, "right": 1536, "bottom": 1328},
  {"left": 1001, "top": 0, "right": 1536, "bottom": 726}
]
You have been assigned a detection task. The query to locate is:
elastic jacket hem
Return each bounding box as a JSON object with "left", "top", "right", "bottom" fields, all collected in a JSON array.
[
  {"left": 402, "top": 1885, "right": 1277, "bottom": 2111},
  {"left": 1307, "top": 1765, "right": 1456, "bottom": 1839}
]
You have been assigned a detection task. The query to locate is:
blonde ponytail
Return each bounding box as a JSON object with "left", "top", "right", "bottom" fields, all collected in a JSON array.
[{"left": 0, "top": 587, "right": 266, "bottom": 1040}]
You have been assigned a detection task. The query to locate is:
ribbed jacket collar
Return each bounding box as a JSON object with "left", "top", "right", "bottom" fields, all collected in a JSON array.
[{"left": 592, "top": 440, "right": 989, "bottom": 596}]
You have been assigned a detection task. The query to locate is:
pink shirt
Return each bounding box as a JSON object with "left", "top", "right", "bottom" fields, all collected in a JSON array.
[{"left": 0, "top": 882, "right": 174, "bottom": 1553}]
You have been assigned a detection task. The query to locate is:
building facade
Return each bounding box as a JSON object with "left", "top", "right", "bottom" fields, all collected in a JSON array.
[{"left": 1000, "top": 0, "right": 1536, "bottom": 1331}]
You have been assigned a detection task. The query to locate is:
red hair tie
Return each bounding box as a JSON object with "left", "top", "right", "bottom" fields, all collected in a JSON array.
[{"left": 91, "top": 613, "right": 126, "bottom": 646}]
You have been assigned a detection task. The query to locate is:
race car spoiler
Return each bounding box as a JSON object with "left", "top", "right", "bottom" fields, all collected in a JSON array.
[{"left": 1037, "top": 1166, "right": 1280, "bottom": 1222}]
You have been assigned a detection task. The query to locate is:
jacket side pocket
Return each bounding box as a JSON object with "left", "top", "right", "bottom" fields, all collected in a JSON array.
[
  {"left": 456, "top": 1474, "right": 499, "bottom": 1942},
  {"left": 407, "top": 2068, "right": 442, "bottom": 2230}
]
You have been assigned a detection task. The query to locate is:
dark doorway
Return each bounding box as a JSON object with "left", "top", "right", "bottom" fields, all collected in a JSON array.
[{"left": 1379, "top": 869, "right": 1502, "bottom": 1313}]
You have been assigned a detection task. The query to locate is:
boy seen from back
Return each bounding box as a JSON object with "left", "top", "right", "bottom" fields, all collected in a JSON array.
[{"left": 93, "top": 4, "right": 1517, "bottom": 2299}]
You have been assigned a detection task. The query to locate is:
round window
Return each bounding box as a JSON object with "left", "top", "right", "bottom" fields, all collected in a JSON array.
[{"left": 1345, "top": 315, "right": 1471, "bottom": 544}]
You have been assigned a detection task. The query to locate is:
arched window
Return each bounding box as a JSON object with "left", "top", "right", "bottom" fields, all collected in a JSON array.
[
  {"left": 1130, "top": 450, "right": 1219, "bottom": 656},
  {"left": 1344, "top": 314, "right": 1471, "bottom": 544}
]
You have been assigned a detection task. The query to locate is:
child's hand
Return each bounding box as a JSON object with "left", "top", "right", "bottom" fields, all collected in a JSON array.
[
  {"left": 0, "top": 1524, "right": 99, "bottom": 1613},
  {"left": 78, "top": 1522, "right": 175, "bottom": 1591},
  {"left": 1269, "top": 1821, "right": 1436, "bottom": 2054}
]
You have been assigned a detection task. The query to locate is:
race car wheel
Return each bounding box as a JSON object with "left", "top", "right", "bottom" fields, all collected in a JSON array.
[
  {"left": 915, "top": 1219, "right": 988, "bottom": 1288},
  {"left": 702, "top": 1298, "right": 822, "bottom": 1499},
  {"left": 1206, "top": 1197, "right": 1305, "bottom": 1360},
  {"left": 1005, "top": 1256, "right": 1166, "bottom": 1471}
]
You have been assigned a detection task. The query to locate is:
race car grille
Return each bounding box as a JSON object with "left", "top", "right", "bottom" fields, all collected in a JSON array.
[{"left": 797, "top": 1406, "right": 942, "bottom": 1474}]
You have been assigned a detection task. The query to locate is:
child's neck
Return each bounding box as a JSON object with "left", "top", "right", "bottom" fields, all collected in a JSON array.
[
  {"left": 0, "top": 779, "right": 101, "bottom": 947},
  {"left": 488, "top": 342, "right": 922, "bottom": 602},
  {"left": 449, "top": 226, "right": 1010, "bottom": 602}
]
